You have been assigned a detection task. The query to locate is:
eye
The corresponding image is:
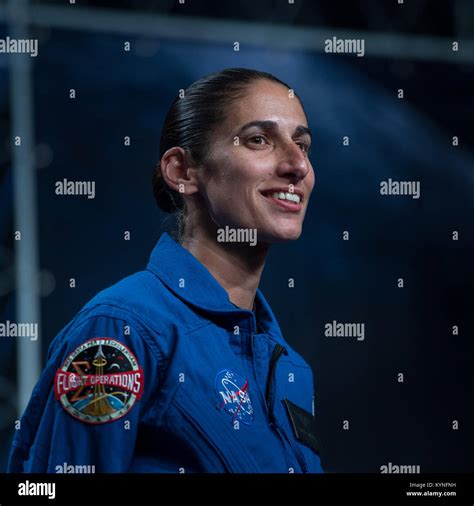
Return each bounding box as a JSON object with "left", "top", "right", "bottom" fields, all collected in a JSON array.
[
  {"left": 248, "top": 135, "right": 268, "bottom": 146},
  {"left": 296, "top": 141, "right": 311, "bottom": 154}
]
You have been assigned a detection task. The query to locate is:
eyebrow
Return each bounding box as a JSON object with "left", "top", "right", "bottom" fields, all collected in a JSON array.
[{"left": 235, "top": 120, "right": 312, "bottom": 141}]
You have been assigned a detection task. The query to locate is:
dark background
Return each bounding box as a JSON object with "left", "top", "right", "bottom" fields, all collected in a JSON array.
[{"left": 0, "top": 0, "right": 473, "bottom": 473}]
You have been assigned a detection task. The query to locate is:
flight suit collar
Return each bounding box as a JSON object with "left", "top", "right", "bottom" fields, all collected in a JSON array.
[{"left": 146, "top": 233, "right": 284, "bottom": 341}]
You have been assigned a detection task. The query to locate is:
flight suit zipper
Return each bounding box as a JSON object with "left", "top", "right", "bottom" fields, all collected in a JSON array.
[
  {"left": 265, "top": 343, "right": 287, "bottom": 424},
  {"left": 261, "top": 340, "right": 301, "bottom": 472},
  {"left": 264, "top": 342, "right": 309, "bottom": 473},
  {"left": 247, "top": 333, "right": 290, "bottom": 471}
]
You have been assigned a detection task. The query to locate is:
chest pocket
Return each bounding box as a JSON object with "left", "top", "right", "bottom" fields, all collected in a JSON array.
[
  {"left": 270, "top": 397, "right": 323, "bottom": 473},
  {"left": 272, "top": 361, "right": 323, "bottom": 473},
  {"left": 283, "top": 398, "right": 321, "bottom": 455},
  {"left": 168, "top": 385, "right": 260, "bottom": 473}
]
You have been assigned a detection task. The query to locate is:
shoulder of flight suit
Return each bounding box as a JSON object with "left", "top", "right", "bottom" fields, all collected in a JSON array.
[
  {"left": 8, "top": 309, "right": 162, "bottom": 473},
  {"left": 82, "top": 270, "right": 206, "bottom": 337}
]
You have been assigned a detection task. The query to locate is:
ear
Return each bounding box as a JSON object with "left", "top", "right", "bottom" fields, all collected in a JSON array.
[{"left": 160, "top": 147, "right": 200, "bottom": 197}]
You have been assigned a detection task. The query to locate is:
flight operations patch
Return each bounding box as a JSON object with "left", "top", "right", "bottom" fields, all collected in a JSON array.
[
  {"left": 215, "top": 369, "right": 254, "bottom": 425},
  {"left": 54, "top": 337, "right": 144, "bottom": 424}
]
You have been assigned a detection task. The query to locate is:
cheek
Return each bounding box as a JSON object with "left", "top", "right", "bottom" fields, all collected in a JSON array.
[
  {"left": 200, "top": 157, "right": 248, "bottom": 216},
  {"left": 208, "top": 153, "right": 261, "bottom": 196}
]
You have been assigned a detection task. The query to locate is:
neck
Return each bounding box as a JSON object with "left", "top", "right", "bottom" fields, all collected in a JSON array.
[{"left": 182, "top": 229, "right": 269, "bottom": 311}]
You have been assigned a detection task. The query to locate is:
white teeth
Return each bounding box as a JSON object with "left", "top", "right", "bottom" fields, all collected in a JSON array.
[
  {"left": 271, "top": 192, "right": 301, "bottom": 204},
  {"left": 286, "top": 193, "right": 301, "bottom": 203}
]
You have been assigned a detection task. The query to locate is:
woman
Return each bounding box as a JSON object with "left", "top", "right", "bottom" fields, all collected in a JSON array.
[{"left": 8, "top": 68, "right": 323, "bottom": 473}]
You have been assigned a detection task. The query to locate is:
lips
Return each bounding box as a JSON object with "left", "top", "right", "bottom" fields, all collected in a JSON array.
[
  {"left": 260, "top": 188, "right": 304, "bottom": 203},
  {"left": 259, "top": 189, "right": 303, "bottom": 212}
]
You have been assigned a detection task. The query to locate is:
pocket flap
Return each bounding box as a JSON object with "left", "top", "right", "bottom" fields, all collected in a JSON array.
[{"left": 283, "top": 398, "right": 321, "bottom": 455}]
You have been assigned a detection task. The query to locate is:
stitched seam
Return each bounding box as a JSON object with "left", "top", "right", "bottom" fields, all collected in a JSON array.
[{"left": 71, "top": 307, "right": 166, "bottom": 380}]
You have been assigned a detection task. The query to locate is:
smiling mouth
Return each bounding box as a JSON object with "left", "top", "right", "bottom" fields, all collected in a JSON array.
[{"left": 260, "top": 190, "right": 303, "bottom": 212}]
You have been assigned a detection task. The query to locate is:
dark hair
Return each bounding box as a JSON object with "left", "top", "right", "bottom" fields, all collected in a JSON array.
[{"left": 152, "top": 68, "right": 302, "bottom": 235}]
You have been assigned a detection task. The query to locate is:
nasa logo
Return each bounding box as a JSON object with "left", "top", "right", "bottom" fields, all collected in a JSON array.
[
  {"left": 54, "top": 338, "right": 144, "bottom": 424},
  {"left": 215, "top": 369, "right": 253, "bottom": 425}
]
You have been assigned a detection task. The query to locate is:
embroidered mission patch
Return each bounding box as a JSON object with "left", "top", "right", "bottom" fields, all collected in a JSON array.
[
  {"left": 215, "top": 369, "right": 254, "bottom": 425},
  {"left": 54, "top": 337, "right": 144, "bottom": 424}
]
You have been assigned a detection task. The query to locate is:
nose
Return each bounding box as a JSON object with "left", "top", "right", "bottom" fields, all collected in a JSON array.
[{"left": 275, "top": 140, "right": 310, "bottom": 181}]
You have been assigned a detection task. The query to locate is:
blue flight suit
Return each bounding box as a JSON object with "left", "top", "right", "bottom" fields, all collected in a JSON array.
[{"left": 8, "top": 233, "right": 323, "bottom": 473}]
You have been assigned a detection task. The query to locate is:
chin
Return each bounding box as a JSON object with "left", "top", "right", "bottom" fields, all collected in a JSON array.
[{"left": 260, "top": 225, "right": 303, "bottom": 244}]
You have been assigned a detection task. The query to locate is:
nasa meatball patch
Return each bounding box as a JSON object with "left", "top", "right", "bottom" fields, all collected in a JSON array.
[
  {"left": 215, "top": 369, "right": 254, "bottom": 425},
  {"left": 54, "top": 338, "right": 144, "bottom": 424}
]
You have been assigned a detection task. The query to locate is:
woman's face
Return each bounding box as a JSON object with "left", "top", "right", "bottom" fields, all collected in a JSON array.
[{"left": 198, "top": 79, "right": 315, "bottom": 245}]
